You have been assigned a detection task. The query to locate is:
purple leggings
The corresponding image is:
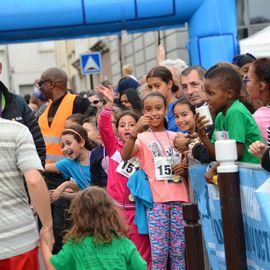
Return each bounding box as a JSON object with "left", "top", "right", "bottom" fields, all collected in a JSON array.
[{"left": 146, "top": 202, "right": 186, "bottom": 270}]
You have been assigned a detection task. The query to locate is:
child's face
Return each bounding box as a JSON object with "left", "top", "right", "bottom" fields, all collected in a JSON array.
[
  {"left": 146, "top": 77, "right": 172, "bottom": 99},
  {"left": 205, "top": 79, "right": 229, "bottom": 114},
  {"left": 61, "top": 134, "right": 84, "bottom": 160},
  {"left": 143, "top": 96, "right": 166, "bottom": 131},
  {"left": 245, "top": 64, "right": 260, "bottom": 100},
  {"left": 117, "top": 115, "right": 137, "bottom": 142},
  {"left": 173, "top": 103, "right": 196, "bottom": 133}
]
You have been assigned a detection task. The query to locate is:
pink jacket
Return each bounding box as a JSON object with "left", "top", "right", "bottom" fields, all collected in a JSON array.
[{"left": 99, "top": 108, "right": 135, "bottom": 208}]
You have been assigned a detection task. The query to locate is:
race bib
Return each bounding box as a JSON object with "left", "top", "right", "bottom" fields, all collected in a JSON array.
[
  {"left": 154, "top": 157, "right": 174, "bottom": 181},
  {"left": 116, "top": 157, "right": 140, "bottom": 178}
]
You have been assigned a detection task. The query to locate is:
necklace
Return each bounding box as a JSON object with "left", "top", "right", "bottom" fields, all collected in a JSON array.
[{"left": 148, "top": 128, "right": 172, "bottom": 156}]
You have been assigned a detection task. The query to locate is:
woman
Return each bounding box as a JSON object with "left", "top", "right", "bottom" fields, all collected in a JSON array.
[{"left": 245, "top": 58, "right": 270, "bottom": 143}]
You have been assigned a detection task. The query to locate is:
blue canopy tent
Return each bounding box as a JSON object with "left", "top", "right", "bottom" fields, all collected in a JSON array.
[{"left": 0, "top": 0, "right": 238, "bottom": 68}]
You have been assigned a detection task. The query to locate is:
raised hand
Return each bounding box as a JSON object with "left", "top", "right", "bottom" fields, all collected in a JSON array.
[{"left": 96, "top": 85, "right": 115, "bottom": 103}]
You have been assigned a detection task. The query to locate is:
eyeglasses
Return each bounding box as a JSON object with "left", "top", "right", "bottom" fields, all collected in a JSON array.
[
  {"left": 37, "top": 79, "right": 51, "bottom": 87},
  {"left": 91, "top": 100, "right": 100, "bottom": 105},
  {"left": 243, "top": 74, "right": 257, "bottom": 84}
]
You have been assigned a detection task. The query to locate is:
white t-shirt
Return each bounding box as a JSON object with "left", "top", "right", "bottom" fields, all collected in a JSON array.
[{"left": 0, "top": 119, "right": 43, "bottom": 259}]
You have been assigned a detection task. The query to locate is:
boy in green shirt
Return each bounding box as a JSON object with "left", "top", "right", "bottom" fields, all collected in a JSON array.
[{"left": 196, "top": 64, "right": 263, "bottom": 164}]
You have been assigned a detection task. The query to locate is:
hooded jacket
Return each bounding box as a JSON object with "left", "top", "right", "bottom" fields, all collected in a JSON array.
[{"left": 0, "top": 81, "right": 46, "bottom": 167}]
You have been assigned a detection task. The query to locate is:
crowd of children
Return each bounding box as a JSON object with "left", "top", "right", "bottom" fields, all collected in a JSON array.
[{"left": 39, "top": 55, "right": 270, "bottom": 270}]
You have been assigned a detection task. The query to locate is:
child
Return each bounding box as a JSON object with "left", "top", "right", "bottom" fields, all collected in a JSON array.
[
  {"left": 83, "top": 116, "right": 108, "bottom": 188},
  {"left": 64, "top": 113, "right": 86, "bottom": 128},
  {"left": 173, "top": 98, "right": 200, "bottom": 153},
  {"left": 146, "top": 65, "right": 183, "bottom": 132},
  {"left": 122, "top": 92, "right": 189, "bottom": 269},
  {"left": 96, "top": 85, "right": 152, "bottom": 268},
  {"left": 40, "top": 187, "right": 147, "bottom": 270},
  {"left": 197, "top": 64, "right": 263, "bottom": 164},
  {"left": 46, "top": 125, "right": 92, "bottom": 201}
]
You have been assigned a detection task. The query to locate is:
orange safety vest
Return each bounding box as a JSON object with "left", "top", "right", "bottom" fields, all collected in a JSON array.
[{"left": 38, "top": 94, "right": 76, "bottom": 165}]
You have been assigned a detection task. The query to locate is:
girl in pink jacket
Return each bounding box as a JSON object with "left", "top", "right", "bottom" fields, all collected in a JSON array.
[{"left": 96, "top": 85, "right": 151, "bottom": 268}]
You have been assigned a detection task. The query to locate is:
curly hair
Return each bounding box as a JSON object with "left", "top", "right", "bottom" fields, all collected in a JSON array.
[{"left": 63, "top": 187, "right": 129, "bottom": 245}]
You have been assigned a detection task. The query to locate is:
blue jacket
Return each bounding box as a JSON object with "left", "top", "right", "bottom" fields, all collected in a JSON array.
[{"left": 127, "top": 170, "right": 153, "bottom": 234}]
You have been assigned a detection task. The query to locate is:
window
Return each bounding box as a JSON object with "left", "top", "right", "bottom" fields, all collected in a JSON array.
[{"left": 248, "top": 0, "right": 270, "bottom": 24}]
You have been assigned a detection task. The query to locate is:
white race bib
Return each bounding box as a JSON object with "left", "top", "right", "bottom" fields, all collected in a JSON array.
[
  {"left": 154, "top": 157, "right": 174, "bottom": 181},
  {"left": 116, "top": 157, "right": 140, "bottom": 178}
]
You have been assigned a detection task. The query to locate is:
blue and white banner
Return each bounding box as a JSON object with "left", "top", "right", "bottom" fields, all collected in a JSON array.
[{"left": 189, "top": 163, "right": 270, "bottom": 270}]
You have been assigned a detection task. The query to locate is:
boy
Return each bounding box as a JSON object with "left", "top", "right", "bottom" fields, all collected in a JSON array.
[{"left": 196, "top": 64, "right": 263, "bottom": 165}]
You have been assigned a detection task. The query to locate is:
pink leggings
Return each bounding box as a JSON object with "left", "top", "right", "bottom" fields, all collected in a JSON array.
[{"left": 146, "top": 202, "right": 186, "bottom": 270}]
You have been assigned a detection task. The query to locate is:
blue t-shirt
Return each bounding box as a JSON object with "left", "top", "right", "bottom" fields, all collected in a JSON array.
[{"left": 56, "top": 158, "right": 91, "bottom": 189}]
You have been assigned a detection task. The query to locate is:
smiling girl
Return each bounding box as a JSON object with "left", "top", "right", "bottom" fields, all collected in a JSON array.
[
  {"left": 121, "top": 92, "right": 189, "bottom": 270},
  {"left": 45, "top": 125, "right": 92, "bottom": 201},
  {"left": 172, "top": 98, "right": 200, "bottom": 153},
  {"left": 146, "top": 66, "right": 182, "bottom": 132}
]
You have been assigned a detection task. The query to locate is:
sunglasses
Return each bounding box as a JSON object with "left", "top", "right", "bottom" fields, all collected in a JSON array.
[
  {"left": 91, "top": 100, "right": 100, "bottom": 105},
  {"left": 37, "top": 79, "right": 51, "bottom": 87}
]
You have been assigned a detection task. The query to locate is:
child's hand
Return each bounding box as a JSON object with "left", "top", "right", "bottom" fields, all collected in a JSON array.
[
  {"left": 174, "top": 133, "right": 190, "bottom": 152},
  {"left": 248, "top": 141, "right": 267, "bottom": 159},
  {"left": 48, "top": 189, "right": 61, "bottom": 203},
  {"left": 195, "top": 113, "right": 210, "bottom": 136},
  {"left": 133, "top": 115, "right": 151, "bottom": 134},
  {"left": 96, "top": 85, "right": 115, "bottom": 103}
]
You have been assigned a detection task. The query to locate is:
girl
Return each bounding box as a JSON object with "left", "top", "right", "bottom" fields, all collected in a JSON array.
[
  {"left": 122, "top": 92, "right": 189, "bottom": 270},
  {"left": 40, "top": 187, "right": 147, "bottom": 270},
  {"left": 46, "top": 125, "right": 92, "bottom": 201},
  {"left": 96, "top": 84, "right": 152, "bottom": 268},
  {"left": 173, "top": 98, "right": 200, "bottom": 153},
  {"left": 173, "top": 98, "right": 196, "bottom": 134},
  {"left": 146, "top": 65, "right": 181, "bottom": 132},
  {"left": 119, "top": 88, "right": 142, "bottom": 113},
  {"left": 244, "top": 58, "right": 270, "bottom": 143}
]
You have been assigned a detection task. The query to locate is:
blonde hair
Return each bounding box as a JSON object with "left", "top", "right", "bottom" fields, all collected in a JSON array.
[{"left": 122, "top": 64, "right": 133, "bottom": 75}]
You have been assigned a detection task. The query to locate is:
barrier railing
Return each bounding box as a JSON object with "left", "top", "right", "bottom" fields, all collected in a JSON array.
[{"left": 187, "top": 161, "right": 270, "bottom": 270}]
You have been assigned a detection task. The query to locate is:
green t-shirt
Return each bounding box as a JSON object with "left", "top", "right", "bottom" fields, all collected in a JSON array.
[
  {"left": 211, "top": 100, "right": 262, "bottom": 164},
  {"left": 50, "top": 236, "right": 147, "bottom": 270}
]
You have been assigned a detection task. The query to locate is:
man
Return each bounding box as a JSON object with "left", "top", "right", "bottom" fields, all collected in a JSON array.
[
  {"left": 0, "top": 62, "right": 46, "bottom": 167},
  {"left": 0, "top": 118, "right": 53, "bottom": 269},
  {"left": 180, "top": 66, "right": 215, "bottom": 163},
  {"left": 180, "top": 66, "right": 207, "bottom": 107},
  {"left": 38, "top": 67, "right": 96, "bottom": 253}
]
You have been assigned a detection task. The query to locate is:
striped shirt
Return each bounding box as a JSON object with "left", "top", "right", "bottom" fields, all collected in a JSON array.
[{"left": 0, "top": 118, "right": 43, "bottom": 259}]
